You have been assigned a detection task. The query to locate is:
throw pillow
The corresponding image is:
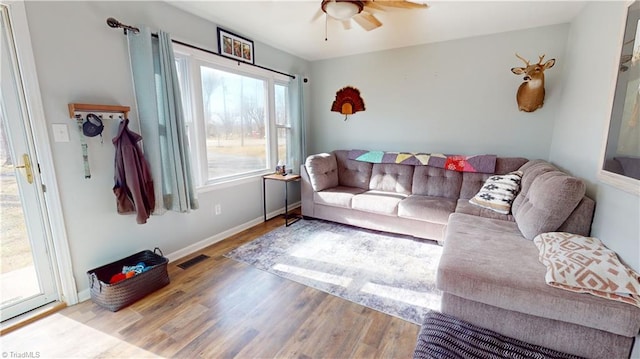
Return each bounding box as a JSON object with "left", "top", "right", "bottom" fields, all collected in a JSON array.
[
  {"left": 468, "top": 171, "right": 522, "bottom": 214},
  {"left": 534, "top": 232, "right": 640, "bottom": 308}
]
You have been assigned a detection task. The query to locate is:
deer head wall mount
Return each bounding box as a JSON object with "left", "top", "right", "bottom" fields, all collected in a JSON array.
[{"left": 510, "top": 53, "right": 555, "bottom": 112}]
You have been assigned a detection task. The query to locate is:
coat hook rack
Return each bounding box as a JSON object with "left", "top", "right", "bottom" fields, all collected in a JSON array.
[
  {"left": 68, "top": 103, "right": 131, "bottom": 179},
  {"left": 68, "top": 103, "right": 130, "bottom": 119}
]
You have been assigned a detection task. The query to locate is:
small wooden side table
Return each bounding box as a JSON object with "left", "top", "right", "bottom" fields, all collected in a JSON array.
[{"left": 262, "top": 173, "right": 301, "bottom": 227}]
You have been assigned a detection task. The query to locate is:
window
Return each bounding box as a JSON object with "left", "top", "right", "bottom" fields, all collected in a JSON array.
[
  {"left": 274, "top": 83, "right": 291, "bottom": 169},
  {"left": 174, "top": 44, "right": 291, "bottom": 187}
]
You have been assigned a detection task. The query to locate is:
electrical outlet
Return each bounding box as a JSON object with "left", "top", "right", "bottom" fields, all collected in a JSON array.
[{"left": 214, "top": 204, "right": 222, "bottom": 215}]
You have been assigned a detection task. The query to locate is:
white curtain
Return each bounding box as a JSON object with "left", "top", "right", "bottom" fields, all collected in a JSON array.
[
  {"left": 127, "top": 26, "right": 198, "bottom": 214},
  {"left": 288, "top": 76, "right": 306, "bottom": 173}
]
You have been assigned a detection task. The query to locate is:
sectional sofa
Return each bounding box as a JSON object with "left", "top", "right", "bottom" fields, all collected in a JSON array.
[{"left": 301, "top": 149, "right": 640, "bottom": 358}]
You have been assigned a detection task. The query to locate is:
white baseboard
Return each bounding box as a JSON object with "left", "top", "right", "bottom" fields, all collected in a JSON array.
[
  {"left": 76, "top": 202, "right": 300, "bottom": 303},
  {"left": 77, "top": 289, "right": 91, "bottom": 302},
  {"left": 166, "top": 218, "right": 260, "bottom": 263}
]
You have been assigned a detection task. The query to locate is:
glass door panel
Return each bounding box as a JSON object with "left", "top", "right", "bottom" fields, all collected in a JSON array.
[{"left": 0, "top": 4, "right": 57, "bottom": 321}]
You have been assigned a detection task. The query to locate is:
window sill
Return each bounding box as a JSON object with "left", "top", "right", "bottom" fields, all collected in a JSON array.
[{"left": 196, "top": 171, "right": 273, "bottom": 193}]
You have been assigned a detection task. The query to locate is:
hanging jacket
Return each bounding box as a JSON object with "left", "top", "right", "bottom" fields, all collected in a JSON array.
[{"left": 113, "top": 119, "right": 155, "bottom": 224}]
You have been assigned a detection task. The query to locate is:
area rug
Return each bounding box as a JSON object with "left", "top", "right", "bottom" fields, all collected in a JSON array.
[{"left": 224, "top": 219, "right": 443, "bottom": 325}]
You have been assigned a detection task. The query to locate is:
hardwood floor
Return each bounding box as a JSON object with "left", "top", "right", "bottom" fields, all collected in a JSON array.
[{"left": 1, "top": 212, "right": 420, "bottom": 358}]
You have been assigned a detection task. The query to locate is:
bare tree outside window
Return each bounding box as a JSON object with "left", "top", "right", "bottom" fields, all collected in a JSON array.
[
  {"left": 173, "top": 46, "right": 292, "bottom": 187},
  {"left": 201, "top": 66, "right": 267, "bottom": 179}
]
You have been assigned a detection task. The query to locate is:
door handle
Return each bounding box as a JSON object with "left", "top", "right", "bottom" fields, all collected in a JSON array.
[{"left": 14, "top": 153, "right": 34, "bottom": 184}]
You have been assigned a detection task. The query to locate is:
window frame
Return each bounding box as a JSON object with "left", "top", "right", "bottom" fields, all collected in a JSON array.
[
  {"left": 173, "top": 43, "right": 291, "bottom": 190},
  {"left": 274, "top": 81, "right": 292, "bottom": 170}
]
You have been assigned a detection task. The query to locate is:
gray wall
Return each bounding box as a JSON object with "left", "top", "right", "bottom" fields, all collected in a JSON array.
[
  {"left": 551, "top": 2, "right": 640, "bottom": 273},
  {"left": 24, "top": 1, "right": 310, "bottom": 293},
  {"left": 552, "top": 4, "right": 640, "bottom": 354},
  {"left": 308, "top": 24, "right": 570, "bottom": 160}
]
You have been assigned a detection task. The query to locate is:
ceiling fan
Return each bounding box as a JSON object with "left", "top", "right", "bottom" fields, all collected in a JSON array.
[{"left": 314, "top": 0, "right": 428, "bottom": 32}]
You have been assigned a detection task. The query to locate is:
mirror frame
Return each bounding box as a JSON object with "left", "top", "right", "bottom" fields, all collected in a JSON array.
[{"left": 598, "top": 0, "right": 640, "bottom": 196}]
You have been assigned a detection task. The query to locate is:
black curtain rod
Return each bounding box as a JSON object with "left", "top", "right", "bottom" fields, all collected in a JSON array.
[
  {"left": 106, "top": 17, "right": 295, "bottom": 79},
  {"left": 151, "top": 34, "right": 296, "bottom": 80}
]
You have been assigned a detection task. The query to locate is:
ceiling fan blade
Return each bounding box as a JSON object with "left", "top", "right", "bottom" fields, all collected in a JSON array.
[
  {"left": 353, "top": 12, "right": 382, "bottom": 31},
  {"left": 341, "top": 19, "right": 352, "bottom": 30},
  {"left": 370, "top": 0, "right": 428, "bottom": 9},
  {"left": 363, "top": 2, "right": 386, "bottom": 11}
]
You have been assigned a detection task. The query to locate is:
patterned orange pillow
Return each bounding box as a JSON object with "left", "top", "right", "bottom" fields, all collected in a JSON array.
[{"left": 534, "top": 232, "right": 640, "bottom": 308}]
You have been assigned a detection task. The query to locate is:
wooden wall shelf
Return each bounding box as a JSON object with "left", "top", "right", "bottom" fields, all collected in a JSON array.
[{"left": 68, "top": 103, "right": 130, "bottom": 119}]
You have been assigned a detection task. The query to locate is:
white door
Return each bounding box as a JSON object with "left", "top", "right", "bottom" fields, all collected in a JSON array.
[{"left": 0, "top": 3, "right": 58, "bottom": 321}]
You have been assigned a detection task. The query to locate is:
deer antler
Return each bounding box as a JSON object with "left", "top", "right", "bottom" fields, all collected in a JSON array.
[
  {"left": 515, "top": 53, "right": 530, "bottom": 66},
  {"left": 537, "top": 54, "right": 546, "bottom": 64}
]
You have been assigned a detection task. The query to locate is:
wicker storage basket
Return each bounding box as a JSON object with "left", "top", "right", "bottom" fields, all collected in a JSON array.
[{"left": 87, "top": 248, "right": 169, "bottom": 311}]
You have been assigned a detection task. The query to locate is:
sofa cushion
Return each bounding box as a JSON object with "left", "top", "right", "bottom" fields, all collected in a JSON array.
[
  {"left": 513, "top": 171, "right": 586, "bottom": 240},
  {"left": 352, "top": 190, "right": 407, "bottom": 216},
  {"left": 512, "top": 160, "right": 558, "bottom": 214},
  {"left": 398, "top": 195, "right": 457, "bottom": 224},
  {"left": 314, "top": 186, "right": 366, "bottom": 208},
  {"left": 459, "top": 172, "right": 493, "bottom": 200},
  {"left": 603, "top": 157, "right": 625, "bottom": 175},
  {"left": 615, "top": 156, "right": 640, "bottom": 179},
  {"left": 369, "top": 163, "right": 414, "bottom": 194},
  {"left": 305, "top": 153, "right": 338, "bottom": 191},
  {"left": 437, "top": 213, "right": 640, "bottom": 337},
  {"left": 411, "top": 166, "right": 462, "bottom": 199},
  {"left": 334, "top": 150, "right": 372, "bottom": 190},
  {"left": 519, "top": 160, "right": 558, "bottom": 192},
  {"left": 468, "top": 171, "right": 522, "bottom": 214},
  {"left": 495, "top": 157, "right": 529, "bottom": 175},
  {"left": 555, "top": 197, "right": 595, "bottom": 237},
  {"left": 455, "top": 199, "right": 514, "bottom": 221}
]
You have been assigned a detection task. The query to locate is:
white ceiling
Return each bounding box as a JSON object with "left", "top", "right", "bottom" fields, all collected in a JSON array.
[{"left": 167, "top": 1, "right": 588, "bottom": 61}]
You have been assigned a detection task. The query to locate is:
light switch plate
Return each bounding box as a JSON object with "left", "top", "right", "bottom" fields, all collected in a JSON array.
[{"left": 52, "top": 123, "right": 70, "bottom": 142}]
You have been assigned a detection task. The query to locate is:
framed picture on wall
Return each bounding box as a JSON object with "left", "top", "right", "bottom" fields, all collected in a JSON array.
[{"left": 217, "top": 27, "right": 254, "bottom": 64}]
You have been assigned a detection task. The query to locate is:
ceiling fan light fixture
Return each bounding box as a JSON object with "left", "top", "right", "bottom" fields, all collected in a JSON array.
[{"left": 323, "top": 1, "right": 362, "bottom": 20}]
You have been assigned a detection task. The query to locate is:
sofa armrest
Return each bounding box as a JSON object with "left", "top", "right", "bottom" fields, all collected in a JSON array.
[
  {"left": 305, "top": 153, "right": 339, "bottom": 191},
  {"left": 300, "top": 164, "right": 315, "bottom": 217}
]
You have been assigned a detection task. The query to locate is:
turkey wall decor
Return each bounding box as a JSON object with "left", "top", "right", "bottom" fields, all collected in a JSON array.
[{"left": 331, "top": 86, "right": 365, "bottom": 120}]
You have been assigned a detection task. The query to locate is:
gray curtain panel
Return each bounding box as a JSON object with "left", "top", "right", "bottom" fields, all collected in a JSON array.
[
  {"left": 127, "top": 26, "right": 198, "bottom": 214},
  {"left": 288, "top": 76, "right": 306, "bottom": 173}
]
